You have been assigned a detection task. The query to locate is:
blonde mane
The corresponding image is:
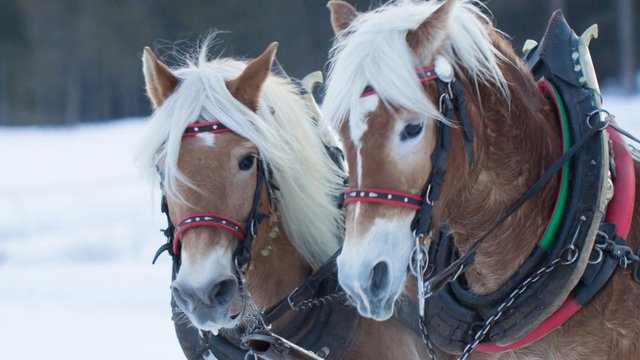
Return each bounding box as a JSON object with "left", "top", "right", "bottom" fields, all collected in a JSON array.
[
  {"left": 322, "top": 0, "right": 509, "bottom": 129},
  {"left": 137, "top": 44, "right": 345, "bottom": 268}
]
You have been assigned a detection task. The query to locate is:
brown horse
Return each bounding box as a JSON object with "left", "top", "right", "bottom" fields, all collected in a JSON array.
[
  {"left": 137, "top": 39, "right": 429, "bottom": 359},
  {"left": 324, "top": 0, "right": 640, "bottom": 359}
]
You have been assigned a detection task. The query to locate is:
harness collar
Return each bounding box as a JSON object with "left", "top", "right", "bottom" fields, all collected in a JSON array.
[
  {"left": 420, "top": 12, "right": 639, "bottom": 356},
  {"left": 475, "top": 114, "right": 637, "bottom": 353}
]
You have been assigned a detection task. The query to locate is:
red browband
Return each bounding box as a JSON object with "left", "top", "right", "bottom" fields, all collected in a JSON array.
[
  {"left": 173, "top": 213, "right": 247, "bottom": 255},
  {"left": 343, "top": 188, "right": 424, "bottom": 210},
  {"left": 361, "top": 66, "right": 438, "bottom": 98},
  {"left": 183, "top": 121, "right": 232, "bottom": 136}
]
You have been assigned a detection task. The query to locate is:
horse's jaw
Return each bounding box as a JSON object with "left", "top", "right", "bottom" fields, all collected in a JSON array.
[{"left": 337, "top": 216, "right": 413, "bottom": 320}]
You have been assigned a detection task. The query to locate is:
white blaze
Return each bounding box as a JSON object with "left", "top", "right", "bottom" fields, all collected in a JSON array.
[
  {"left": 197, "top": 132, "right": 216, "bottom": 147},
  {"left": 349, "top": 95, "right": 379, "bottom": 229}
]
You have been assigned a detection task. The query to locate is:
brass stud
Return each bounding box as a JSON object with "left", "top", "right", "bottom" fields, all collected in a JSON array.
[{"left": 261, "top": 245, "right": 272, "bottom": 257}]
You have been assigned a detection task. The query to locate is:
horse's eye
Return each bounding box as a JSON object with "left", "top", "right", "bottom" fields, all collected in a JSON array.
[
  {"left": 238, "top": 155, "right": 256, "bottom": 171},
  {"left": 401, "top": 123, "right": 424, "bottom": 141}
]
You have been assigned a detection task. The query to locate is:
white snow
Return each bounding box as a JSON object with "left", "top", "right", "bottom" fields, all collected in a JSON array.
[
  {"left": 0, "top": 93, "right": 638, "bottom": 360},
  {"left": 0, "top": 119, "right": 183, "bottom": 359}
]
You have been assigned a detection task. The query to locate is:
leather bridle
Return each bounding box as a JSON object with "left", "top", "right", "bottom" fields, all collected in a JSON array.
[
  {"left": 153, "top": 120, "right": 269, "bottom": 269},
  {"left": 339, "top": 59, "right": 475, "bottom": 243}
]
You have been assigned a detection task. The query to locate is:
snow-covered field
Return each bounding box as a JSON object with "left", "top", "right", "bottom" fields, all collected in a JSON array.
[
  {"left": 0, "top": 119, "right": 183, "bottom": 359},
  {"left": 0, "top": 93, "right": 639, "bottom": 360}
]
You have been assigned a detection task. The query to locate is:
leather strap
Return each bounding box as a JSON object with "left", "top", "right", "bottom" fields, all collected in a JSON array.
[{"left": 262, "top": 252, "right": 340, "bottom": 324}]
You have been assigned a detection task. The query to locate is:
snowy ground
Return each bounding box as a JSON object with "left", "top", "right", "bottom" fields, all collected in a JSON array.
[
  {"left": 0, "top": 119, "right": 183, "bottom": 359},
  {"left": 0, "top": 93, "right": 639, "bottom": 360}
]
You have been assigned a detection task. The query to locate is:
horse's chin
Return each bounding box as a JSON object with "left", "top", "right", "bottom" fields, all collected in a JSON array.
[
  {"left": 191, "top": 313, "right": 240, "bottom": 335},
  {"left": 182, "top": 303, "right": 241, "bottom": 334},
  {"left": 354, "top": 293, "right": 397, "bottom": 321}
]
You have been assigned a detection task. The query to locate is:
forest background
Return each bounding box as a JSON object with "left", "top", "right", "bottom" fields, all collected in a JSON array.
[{"left": 0, "top": 0, "right": 636, "bottom": 125}]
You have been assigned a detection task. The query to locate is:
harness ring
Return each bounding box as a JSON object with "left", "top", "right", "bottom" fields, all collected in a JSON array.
[
  {"left": 559, "top": 244, "right": 580, "bottom": 265},
  {"left": 585, "top": 109, "right": 612, "bottom": 129}
]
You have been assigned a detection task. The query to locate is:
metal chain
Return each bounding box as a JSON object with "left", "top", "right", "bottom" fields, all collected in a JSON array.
[
  {"left": 462, "top": 211, "right": 587, "bottom": 355},
  {"left": 412, "top": 233, "right": 439, "bottom": 360},
  {"left": 419, "top": 315, "right": 440, "bottom": 360},
  {"left": 417, "top": 250, "right": 580, "bottom": 360},
  {"left": 235, "top": 262, "right": 347, "bottom": 358},
  {"left": 291, "top": 292, "right": 347, "bottom": 311},
  {"left": 235, "top": 262, "right": 269, "bottom": 335},
  {"left": 424, "top": 218, "right": 582, "bottom": 360},
  {"left": 457, "top": 257, "right": 563, "bottom": 360}
]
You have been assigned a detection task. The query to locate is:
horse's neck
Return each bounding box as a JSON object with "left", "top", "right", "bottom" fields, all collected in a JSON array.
[
  {"left": 440, "top": 35, "right": 563, "bottom": 295},
  {"left": 245, "top": 215, "right": 311, "bottom": 327}
]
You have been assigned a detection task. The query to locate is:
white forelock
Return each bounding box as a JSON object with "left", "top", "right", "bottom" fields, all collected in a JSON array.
[
  {"left": 136, "top": 41, "right": 345, "bottom": 268},
  {"left": 322, "top": 0, "right": 509, "bottom": 129}
]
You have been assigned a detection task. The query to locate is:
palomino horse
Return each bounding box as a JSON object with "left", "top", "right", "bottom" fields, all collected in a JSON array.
[
  {"left": 324, "top": 0, "right": 640, "bottom": 359},
  {"left": 137, "top": 40, "right": 429, "bottom": 359}
]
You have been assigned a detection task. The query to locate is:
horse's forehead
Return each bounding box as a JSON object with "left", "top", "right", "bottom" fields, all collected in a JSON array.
[
  {"left": 341, "top": 98, "right": 407, "bottom": 150},
  {"left": 179, "top": 133, "right": 253, "bottom": 167},
  {"left": 174, "top": 134, "right": 257, "bottom": 206}
]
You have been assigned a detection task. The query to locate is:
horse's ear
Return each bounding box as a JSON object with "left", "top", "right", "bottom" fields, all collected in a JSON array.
[
  {"left": 327, "top": 1, "right": 358, "bottom": 37},
  {"left": 227, "top": 42, "right": 278, "bottom": 112},
  {"left": 142, "top": 47, "right": 179, "bottom": 109},
  {"left": 406, "top": 0, "right": 454, "bottom": 55}
]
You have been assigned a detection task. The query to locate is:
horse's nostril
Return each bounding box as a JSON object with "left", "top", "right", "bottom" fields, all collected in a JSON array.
[
  {"left": 208, "top": 278, "right": 237, "bottom": 305},
  {"left": 368, "top": 261, "right": 390, "bottom": 299},
  {"left": 172, "top": 284, "right": 194, "bottom": 312}
]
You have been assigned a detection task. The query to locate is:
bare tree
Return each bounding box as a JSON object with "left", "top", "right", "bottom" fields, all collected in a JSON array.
[
  {"left": 618, "top": 0, "right": 636, "bottom": 93},
  {"left": 0, "top": 57, "right": 8, "bottom": 123}
]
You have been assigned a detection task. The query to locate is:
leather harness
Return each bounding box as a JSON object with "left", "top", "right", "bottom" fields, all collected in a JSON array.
[
  {"left": 423, "top": 13, "right": 640, "bottom": 355},
  {"left": 154, "top": 13, "right": 640, "bottom": 358},
  {"left": 340, "top": 11, "right": 639, "bottom": 358}
]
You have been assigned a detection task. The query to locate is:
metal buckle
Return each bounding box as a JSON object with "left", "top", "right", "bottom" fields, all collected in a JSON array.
[
  {"left": 438, "top": 94, "right": 449, "bottom": 114},
  {"left": 610, "top": 243, "right": 640, "bottom": 269},
  {"left": 425, "top": 184, "right": 435, "bottom": 206},
  {"left": 287, "top": 287, "right": 300, "bottom": 310}
]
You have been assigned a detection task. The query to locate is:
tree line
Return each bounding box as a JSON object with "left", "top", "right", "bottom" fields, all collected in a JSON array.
[{"left": 0, "top": 0, "right": 636, "bottom": 125}]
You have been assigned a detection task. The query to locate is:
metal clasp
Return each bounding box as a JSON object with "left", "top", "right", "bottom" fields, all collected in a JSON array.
[{"left": 287, "top": 287, "right": 300, "bottom": 310}]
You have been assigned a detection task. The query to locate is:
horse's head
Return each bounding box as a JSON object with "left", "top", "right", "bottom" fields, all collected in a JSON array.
[
  {"left": 141, "top": 43, "right": 278, "bottom": 332},
  {"left": 324, "top": 0, "right": 507, "bottom": 320}
]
